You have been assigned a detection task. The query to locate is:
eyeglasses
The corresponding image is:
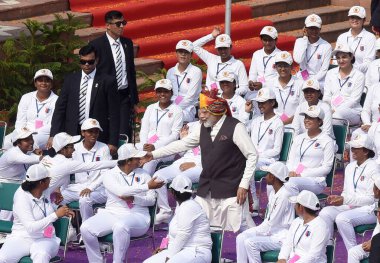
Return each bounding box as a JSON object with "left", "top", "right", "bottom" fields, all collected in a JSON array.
[
  {"left": 109, "top": 20, "right": 127, "bottom": 27},
  {"left": 79, "top": 59, "right": 96, "bottom": 65}
]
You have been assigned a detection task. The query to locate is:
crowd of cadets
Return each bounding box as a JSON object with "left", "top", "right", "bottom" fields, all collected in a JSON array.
[{"left": 1, "top": 5, "right": 380, "bottom": 263}]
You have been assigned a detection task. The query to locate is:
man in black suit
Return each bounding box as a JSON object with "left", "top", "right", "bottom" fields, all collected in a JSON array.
[
  {"left": 48, "top": 45, "right": 120, "bottom": 155},
  {"left": 89, "top": 10, "right": 139, "bottom": 142}
]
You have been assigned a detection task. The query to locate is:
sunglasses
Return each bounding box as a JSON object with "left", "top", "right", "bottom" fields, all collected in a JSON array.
[
  {"left": 79, "top": 59, "right": 96, "bottom": 65},
  {"left": 109, "top": 20, "right": 127, "bottom": 27}
]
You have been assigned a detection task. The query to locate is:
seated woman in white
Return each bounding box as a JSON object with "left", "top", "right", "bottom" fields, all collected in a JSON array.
[
  {"left": 278, "top": 190, "right": 329, "bottom": 263},
  {"left": 319, "top": 134, "right": 378, "bottom": 251},
  {"left": 166, "top": 40, "right": 202, "bottom": 123},
  {"left": 286, "top": 105, "right": 335, "bottom": 195},
  {"left": 264, "top": 51, "right": 303, "bottom": 126},
  {"left": 368, "top": 122, "right": 380, "bottom": 164},
  {"left": 292, "top": 78, "right": 334, "bottom": 138},
  {"left": 144, "top": 175, "right": 212, "bottom": 263},
  {"left": 137, "top": 79, "right": 183, "bottom": 175},
  {"left": 80, "top": 144, "right": 164, "bottom": 263},
  {"left": 364, "top": 38, "right": 380, "bottom": 89},
  {"left": 323, "top": 43, "right": 364, "bottom": 126},
  {"left": 3, "top": 69, "right": 58, "bottom": 150},
  {"left": 0, "top": 164, "right": 74, "bottom": 263}
]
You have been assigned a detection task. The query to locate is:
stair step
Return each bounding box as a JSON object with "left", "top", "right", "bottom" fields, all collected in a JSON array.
[{"left": 135, "top": 58, "right": 164, "bottom": 75}]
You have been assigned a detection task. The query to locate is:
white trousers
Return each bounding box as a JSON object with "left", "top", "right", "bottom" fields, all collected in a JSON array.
[
  {"left": 154, "top": 162, "right": 201, "bottom": 213},
  {"left": 0, "top": 236, "right": 60, "bottom": 263},
  {"left": 143, "top": 155, "right": 175, "bottom": 176},
  {"left": 319, "top": 205, "right": 377, "bottom": 250},
  {"left": 143, "top": 247, "right": 211, "bottom": 263},
  {"left": 285, "top": 177, "right": 325, "bottom": 196},
  {"left": 80, "top": 210, "right": 150, "bottom": 263},
  {"left": 332, "top": 109, "right": 361, "bottom": 126},
  {"left": 61, "top": 186, "right": 107, "bottom": 221},
  {"left": 236, "top": 227, "right": 282, "bottom": 263},
  {"left": 348, "top": 244, "right": 369, "bottom": 263}
]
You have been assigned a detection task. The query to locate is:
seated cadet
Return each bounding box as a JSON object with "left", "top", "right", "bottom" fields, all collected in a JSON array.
[
  {"left": 0, "top": 164, "right": 75, "bottom": 263},
  {"left": 80, "top": 144, "right": 164, "bottom": 263},
  {"left": 365, "top": 38, "right": 380, "bottom": 89},
  {"left": 218, "top": 70, "right": 250, "bottom": 126},
  {"left": 292, "top": 78, "right": 334, "bottom": 138},
  {"left": 264, "top": 51, "right": 303, "bottom": 126},
  {"left": 153, "top": 121, "right": 202, "bottom": 225},
  {"left": 236, "top": 162, "right": 294, "bottom": 263},
  {"left": 356, "top": 82, "right": 380, "bottom": 134},
  {"left": 277, "top": 190, "right": 329, "bottom": 263},
  {"left": 286, "top": 105, "right": 335, "bottom": 195},
  {"left": 347, "top": 181, "right": 380, "bottom": 263},
  {"left": 137, "top": 79, "right": 183, "bottom": 175},
  {"left": 143, "top": 175, "right": 212, "bottom": 263},
  {"left": 60, "top": 119, "right": 111, "bottom": 222},
  {"left": 192, "top": 26, "right": 248, "bottom": 95},
  {"left": 368, "top": 122, "right": 380, "bottom": 164},
  {"left": 166, "top": 40, "right": 202, "bottom": 123},
  {"left": 319, "top": 134, "right": 378, "bottom": 251},
  {"left": 293, "top": 14, "right": 332, "bottom": 91}
]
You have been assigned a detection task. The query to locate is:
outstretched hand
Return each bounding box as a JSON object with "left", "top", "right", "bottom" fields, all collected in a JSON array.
[
  {"left": 139, "top": 152, "right": 153, "bottom": 167},
  {"left": 212, "top": 27, "right": 221, "bottom": 38}
]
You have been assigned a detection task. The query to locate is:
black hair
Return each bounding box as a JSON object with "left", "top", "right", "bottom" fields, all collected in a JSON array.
[
  {"left": 12, "top": 139, "right": 20, "bottom": 147},
  {"left": 367, "top": 149, "right": 376, "bottom": 159},
  {"left": 117, "top": 159, "right": 127, "bottom": 166},
  {"left": 171, "top": 189, "right": 192, "bottom": 202},
  {"left": 304, "top": 206, "right": 319, "bottom": 215},
  {"left": 351, "top": 55, "right": 356, "bottom": 64},
  {"left": 105, "top": 10, "right": 123, "bottom": 23},
  {"left": 79, "top": 45, "right": 98, "bottom": 58},
  {"left": 21, "top": 178, "right": 48, "bottom": 192},
  {"left": 271, "top": 99, "right": 278, "bottom": 109}
]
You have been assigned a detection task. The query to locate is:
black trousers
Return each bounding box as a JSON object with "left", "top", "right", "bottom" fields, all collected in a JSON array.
[
  {"left": 369, "top": 232, "right": 380, "bottom": 263},
  {"left": 118, "top": 90, "right": 133, "bottom": 142}
]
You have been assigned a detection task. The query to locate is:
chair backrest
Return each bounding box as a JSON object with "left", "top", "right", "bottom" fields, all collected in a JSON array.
[
  {"left": 0, "top": 121, "right": 6, "bottom": 149},
  {"left": 0, "top": 183, "right": 20, "bottom": 211},
  {"left": 53, "top": 217, "right": 70, "bottom": 246},
  {"left": 333, "top": 122, "right": 348, "bottom": 155},
  {"left": 325, "top": 157, "right": 336, "bottom": 188},
  {"left": 279, "top": 131, "right": 293, "bottom": 162},
  {"left": 211, "top": 230, "right": 224, "bottom": 263},
  {"left": 118, "top": 134, "right": 128, "bottom": 148},
  {"left": 148, "top": 201, "right": 158, "bottom": 228},
  {"left": 326, "top": 244, "right": 335, "bottom": 263}
]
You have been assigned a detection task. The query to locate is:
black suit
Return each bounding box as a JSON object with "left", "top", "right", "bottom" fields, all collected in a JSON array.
[
  {"left": 50, "top": 71, "right": 120, "bottom": 146},
  {"left": 89, "top": 34, "right": 138, "bottom": 141}
]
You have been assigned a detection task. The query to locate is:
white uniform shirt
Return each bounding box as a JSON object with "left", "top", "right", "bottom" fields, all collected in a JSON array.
[
  {"left": 278, "top": 216, "right": 329, "bottom": 263},
  {"left": 15, "top": 91, "right": 58, "bottom": 134},
  {"left": 342, "top": 159, "right": 378, "bottom": 207},
  {"left": 249, "top": 115, "right": 284, "bottom": 161},
  {"left": 336, "top": 29, "right": 376, "bottom": 73},
  {"left": 287, "top": 132, "right": 335, "bottom": 182},
  {"left": 11, "top": 187, "right": 59, "bottom": 240},
  {"left": 292, "top": 100, "right": 334, "bottom": 138},
  {"left": 368, "top": 122, "right": 380, "bottom": 164},
  {"left": 365, "top": 59, "right": 380, "bottom": 88},
  {"left": 70, "top": 140, "right": 112, "bottom": 191},
  {"left": 193, "top": 34, "right": 248, "bottom": 95},
  {"left": 256, "top": 186, "right": 294, "bottom": 239},
  {"left": 224, "top": 94, "right": 250, "bottom": 126},
  {"left": 152, "top": 115, "right": 258, "bottom": 189},
  {"left": 323, "top": 67, "right": 364, "bottom": 112},
  {"left": 248, "top": 47, "right": 281, "bottom": 83},
  {"left": 167, "top": 199, "right": 212, "bottom": 257},
  {"left": 362, "top": 83, "right": 380, "bottom": 124},
  {"left": 0, "top": 147, "right": 40, "bottom": 183},
  {"left": 102, "top": 167, "right": 156, "bottom": 219},
  {"left": 139, "top": 102, "right": 183, "bottom": 149},
  {"left": 106, "top": 32, "right": 127, "bottom": 89},
  {"left": 80, "top": 69, "right": 96, "bottom": 120}
]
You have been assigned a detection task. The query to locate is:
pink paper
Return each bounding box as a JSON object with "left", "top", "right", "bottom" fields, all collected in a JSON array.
[
  {"left": 295, "top": 163, "right": 305, "bottom": 174},
  {"left": 210, "top": 83, "right": 218, "bottom": 91},
  {"left": 257, "top": 76, "right": 266, "bottom": 83},
  {"left": 192, "top": 147, "right": 200, "bottom": 156},
  {"left": 300, "top": 69, "right": 310, "bottom": 81},
  {"left": 378, "top": 117, "right": 380, "bottom": 123},
  {"left": 43, "top": 225, "right": 54, "bottom": 238},
  {"left": 289, "top": 254, "right": 301, "bottom": 263},
  {"left": 126, "top": 201, "right": 134, "bottom": 209},
  {"left": 35, "top": 119, "right": 43, "bottom": 129},
  {"left": 174, "top": 96, "right": 183, "bottom": 105},
  {"left": 280, "top": 113, "right": 289, "bottom": 122},
  {"left": 148, "top": 134, "right": 159, "bottom": 144},
  {"left": 332, "top": 96, "right": 344, "bottom": 107},
  {"left": 160, "top": 237, "right": 169, "bottom": 249}
]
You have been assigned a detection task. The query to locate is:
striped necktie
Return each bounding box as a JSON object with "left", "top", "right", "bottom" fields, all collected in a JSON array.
[
  {"left": 114, "top": 41, "right": 123, "bottom": 89},
  {"left": 79, "top": 74, "right": 89, "bottom": 124}
]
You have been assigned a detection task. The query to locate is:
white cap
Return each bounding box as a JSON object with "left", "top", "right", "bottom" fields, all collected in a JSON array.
[
  {"left": 302, "top": 78, "right": 320, "bottom": 91},
  {"left": 170, "top": 174, "right": 193, "bottom": 193},
  {"left": 175, "top": 40, "right": 193, "bottom": 53},
  {"left": 260, "top": 26, "right": 278, "bottom": 39},
  {"left": 52, "top": 132, "right": 81, "bottom": 152},
  {"left": 118, "top": 143, "right": 146, "bottom": 160},
  {"left": 253, "top": 88, "right": 276, "bottom": 102},
  {"left": 275, "top": 51, "right": 293, "bottom": 65},
  {"left": 289, "top": 190, "right": 321, "bottom": 211},
  {"left": 12, "top": 127, "right": 37, "bottom": 142},
  {"left": 375, "top": 38, "right": 380, "bottom": 51},
  {"left": 25, "top": 164, "right": 50, "bottom": 182},
  {"left": 215, "top": 34, "right": 232, "bottom": 49},
  {"left": 300, "top": 105, "right": 325, "bottom": 119},
  {"left": 217, "top": 70, "right": 236, "bottom": 82},
  {"left": 305, "top": 14, "right": 322, "bottom": 28},
  {"left": 332, "top": 43, "right": 353, "bottom": 56},
  {"left": 261, "top": 162, "right": 289, "bottom": 183},
  {"left": 34, "top": 69, "right": 53, "bottom": 81},
  {"left": 348, "top": 6, "right": 366, "bottom": 18},
  {"left": 349, "top": 134, "right": 374, "bottom": 150},
  {"left": 155, "top": 79, "right": 173, "bottom": 91},
  {"left": 374, "top": 177, "right": 380, "bottom": 190},
  {"left": 81, "top": 118, "right": 103, "bottom": 131}
]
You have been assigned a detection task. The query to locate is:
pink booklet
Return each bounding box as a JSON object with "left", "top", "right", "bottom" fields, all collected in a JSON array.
[
  {"left": 332, "top": 96, "right": 344, "bottom": 107},
  {"left": 126, "top": 201, "right": 134, "bottom": 209},
  {"left": 295, "top": 163, "right": 305, "bottom": 174},
  {"left": 257, "top": 76, "right": 266, "bottom": 83},
  {"left": 300, "top": 69, "right": 310, "bottom": 80},
  {"left": 289, "top": 254, "right": 301, "bottom": 263},
  {"left": 192, "top": 147, "right": 200, "bottom": 156},
  {"left": 174, "top": 96, "right": 183, "bottom": 105},
  {"left": 280, "top": 113, "right": 289, "bottom": 122},
  {"left": 43, "top": 225, "right": 54, "bottom": 238},
  {"left": 35, "top": 119, "right": 43, "bottom": 129},
  {"left": 148, "top": 134, "right": 159, "bottom": 144},
  {"left": 160, "top": 237, "right": 169, "bottom": 249}
]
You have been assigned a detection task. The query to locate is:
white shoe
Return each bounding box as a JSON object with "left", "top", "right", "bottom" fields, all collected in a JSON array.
[
  {"left": 67, "top": 224, "right": 77, "bottom": 242},
  {"left": 252, "top": 197, "right": 259, "bottom": 211},
  {"left": 155, "top": 211, "right": 172, "bottom": 225}
]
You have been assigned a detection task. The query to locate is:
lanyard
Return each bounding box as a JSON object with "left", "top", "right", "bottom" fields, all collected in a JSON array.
[
  {"left": 156, "top": 109, "right": 169, "bottom": 131},
  {"left": 353, "top": 165, "right": 367, "bottom": 191},
  {"left": 299, "top": 138, "right": 316, "bottom": 162},
  {"left": 338, "top": 77, "right": 350, "bottom": 90},
  {"left": 82, "top": 151, "right": 97, "bottom": 175},
  {"left": 306, "top": 45, "right": 320, "bottom": 63},
  {"left": 263, "top": 56, "right": 273, "bottom": 71},
  {"left": 176, "top": 72, "right": 188, "bottom": 94},
  {"left": 35, "top": 99, "right": 46, "bottom": 118},
  {"left": 120, "top": 172, "right": 135, "bottom": 186},
  {"left": 257, "top": 120, "right": 273, "bottom": 144},
  {"left": 292, "top": 224, "right": 309, "bottom": 252},
  {"left": 347, "top": 36, "right": 363, "bottom": 55},
  {"left": 216, "top": 63, "right": 228, "bottom": 77},
  {"left": 33, "top": 199, "right": 47, "bottom": 217},
  {"left": 279, "top": 85, "right": 294, "bottom": 110},
  {"left": 266, "top": 197, "right": 278, "bottom": 220}
]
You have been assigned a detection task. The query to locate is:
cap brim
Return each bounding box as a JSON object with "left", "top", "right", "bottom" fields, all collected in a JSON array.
[
  {"left": 218, "top": 78, "right": 234, "bottom": 82},
  {"left": 131, "top": 150, "right": 147, "bottom": 158},
  {"left": 260, "top": 33, "right": 277, "bottom": 39},
  {"left": 302, "top": 86, "right": 320, "bottom": 91},
  {"left": 154, "top": 86, "right": 172, "bottom": 91},
  {"left": 68, "top": 135, "right": 82, "bottom": 145},
  {"left": 289, "top": 196, "right": 298, "bottom": 204},
  {"left": 34, "top": 74, "right": 53, "bottom": 80},
  {"left": 215, "top": 43, "right": 231, "bottom": 48},
  {"left": 305, "top": 23, "right": 321, "bottom": 28}
]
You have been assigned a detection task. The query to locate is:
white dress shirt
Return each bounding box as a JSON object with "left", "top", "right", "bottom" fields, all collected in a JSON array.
[
  {"left": 361, "top": 83, "right": 380, "bottom": 124},
  {"left": 80, "top": 69, "right": 96, "bottom": 120},
  {"left": 248, "top": 47, "right": 281, "bottom": 83},
  {"left": 224, "top": 94, "right": 250, "bottom": 126},
  {"left": 106, "top": 32, "right": 127, "bottom": 89},
  {"left": 365, "top": 59, "right": 380, "bottom": 88}
]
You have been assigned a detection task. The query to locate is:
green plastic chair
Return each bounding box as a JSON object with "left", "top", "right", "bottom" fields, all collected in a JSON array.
[
  {"left": 211, "top": 230, "right": 224, "bottom": 263},
  {"left": 19, "top": 217, "right": 71, "bottom": 262},
  {"left": 355, "top": 223, "right": 376, "bottom": 242},
  {"left": 0, "top": 121, "right": 6, "bottom": 149},
  {"left": 332, "top": 121, "right": 349, "bottom": 156},
  {"left": 361, "top": 258, "right": 369, "bottom": 263},
  {"left": 118, "top": 134, "right": 128, "bottom": 148},
  {"left": 0, "top": 183, "right": 20, "bottom": 234},
  {"left": 317, "top": 157, "right": 337, "bottom": 202}
]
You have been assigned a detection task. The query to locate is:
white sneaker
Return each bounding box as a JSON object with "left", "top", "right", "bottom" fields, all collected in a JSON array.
[{"left": 155, "top": 211, "right": 172, "bottom": 225}]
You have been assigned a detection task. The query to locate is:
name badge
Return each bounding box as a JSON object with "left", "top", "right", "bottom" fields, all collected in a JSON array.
[
  {"left": 43, "top": 225, "right": 54, "bottom": 238},
  {"left": 295, "top": 163, "right": 305, "bottom": 174}
]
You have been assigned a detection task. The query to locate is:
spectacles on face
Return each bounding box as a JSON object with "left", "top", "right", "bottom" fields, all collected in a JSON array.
[
  {"left": 79, "top": 59, "right": 96, "bottom": 65},
  {"left": 109, "top": 20, "right": 127, "bottom": 27}
]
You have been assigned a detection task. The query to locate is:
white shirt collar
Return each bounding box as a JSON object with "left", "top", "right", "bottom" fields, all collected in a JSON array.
[
  {"left": 262, "top": 47, "right": 280, "bottom": 57},
  {"left": 217, "top": 56, "right": 235, "bottom": 64},
  {"left": 212, "top": 114, "right": 227, "bottom": 130},
  {"left": 348, "top": 28, "right": 366, "bottom": 39},
  {"left": 174, "top": 63, "right": 192, "bottom": 76},
  {"left": 32, "top": 91, "right": 56, "bottom": 103},
  {"left": 106, "top": 32, "right": 120, "bottom": 45},
  {"left": 81, "top": 69, "right": 96, "bottom": 80}
]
